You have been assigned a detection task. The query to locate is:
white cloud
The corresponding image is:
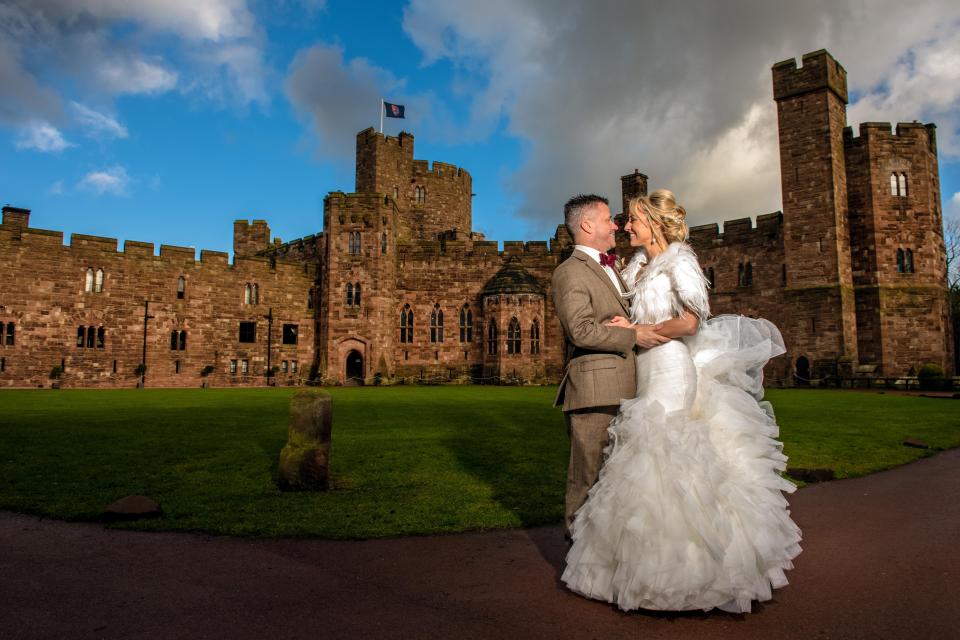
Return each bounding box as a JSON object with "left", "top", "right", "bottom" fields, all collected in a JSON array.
[
  {"left": 95, "top": 56, "right": 179, "bottom": 96},
  {"left": 285, "top": 44, "right": 403, "bottom": 162},
  {"left": 78, "top": 166, "right": 131, "bottom": 196},
  {"left": 848, "top": 27, "right": 960, "bottom": 156},
  {"left": 947, "top": 191, "right": 960, "bottom": 223},
  {"left": 402, "top": 0, "right": 960, "bottom": 233},
  {"left": 14, "top": 122, "right": 73, "bottom": 152},
  {"left": 0, "top": 0, "right": 267, "bottom": 143},
  {"left": 48, "top": 180, "right": 65, "bottom": 195},
  {"left": 71, "top": 102, "right": 128, "bottom": 139}
]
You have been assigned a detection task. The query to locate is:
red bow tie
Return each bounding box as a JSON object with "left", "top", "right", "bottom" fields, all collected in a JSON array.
[{"left": 600, "top": 252, "right": 617, "bottom": 268}]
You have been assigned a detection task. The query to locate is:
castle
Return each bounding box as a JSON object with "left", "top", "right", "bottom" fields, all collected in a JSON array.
[{"left": 0, "top": 50, "right": 952, "bottom": 388}]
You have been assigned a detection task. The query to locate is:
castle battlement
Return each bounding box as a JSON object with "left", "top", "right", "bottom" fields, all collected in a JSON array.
[
  {"left": 689, "top": 212, "right": 783, "bottom": 245},
  {"left": 397, "top": 236, "right": 563, "bottom": 263},
  {"left": 1, "top": 218, "right": 307, "bottom": 274},
  {"left": 844, "top": 121, "right": 937, "bottom": 146},
  {"left": 356, "top": 127, "right": 413, "bottom": 149},
  {"left": 410, "top": 159, "right": 471, "bottom": 181},
  {"left": 773, "top": 49, "right": 847, "bottom": 103}
]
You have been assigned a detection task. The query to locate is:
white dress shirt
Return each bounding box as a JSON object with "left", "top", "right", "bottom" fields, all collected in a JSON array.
[{"left": 574, "top": 244, "right": 624, "bottom": 295}]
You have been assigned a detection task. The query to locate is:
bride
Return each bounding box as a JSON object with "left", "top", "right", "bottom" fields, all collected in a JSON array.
[{"left": 560, "top": 189, "right": 802, "bottom": 613}]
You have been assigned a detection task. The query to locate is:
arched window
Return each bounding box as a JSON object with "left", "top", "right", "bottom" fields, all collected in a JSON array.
[
  {"left": 179, "top": 330, "right": 186, "bottom": 351},
  {"left": 487, "top": 321, "right": 498, "bottom": 356},
  {"left": 507, "top": 317, "right": 521, "bottom": 354},
  {"left": 459, "top": 304, "right": 473, "bottom": 343},
  {"left": 354, "top": 283, "right": 361, "bottom": 306},
  {"left": 898, "top": 173, "right": 908, "bottom": 197},
  {"left": 706, "top": 267, "right": 715, "bottom": 290},
  {"left": 737, "top": 263, "right": 745, "bottom": 287},
  {"left": 905, "top": 249, "right": 914, "bottom": 273},
  {"left": 84, "top": 268, "right": 94, "bottom": 293},
  {"left": 890, "top": 173, "right": 899, "bottom": 195},
  {"left": 244, "top": 283, "right": 252, "bottom": 305},
  {"left": 896, "top": 248, "right": 905, "bottom": 273},
  {"left": 400, "top": 304, "right": 413, "bottom": 343},
  {"left": 171, "top": 330, "right": 178, "bottom": 350},
  {"left": 94, "top": 268, "right": 104, "bottom": 293},
  {"left": 177, "top": 276, "right": 185, "bottom": 299},
  {"left": 96, "top": 326, "right": 105, "bottom": 349},
  {"left": 86, "top": 326, "right": 95, "bottom": 348},
  {"left": 77, "top": 326, "right": 85, "bottom": 348},
  {"left": 430, "top": 304, "right": 443, "bottom": 343},
  {"left": 530, "top": 319, "right": 541, "bottom": 355},
  {"left": 346, "top": 283, "right": 354, "bottom": 306},
  {"left": 252, "top": 283, "right": 259, "bottom": 304},
  {"left": 381, "top": 232, "right": 388, "bottom": 254},
  {"left": 415, "top": 186, "right": 426, "bottom": 205},
  {"left": 348, "top": 231, "right": 362, "bottom": 255},
  {"left": 745, "top": 262, "right": 753, "bottom": 286},
  {"left": 393, "top": 186, "right": 399, "bottom": 200}
]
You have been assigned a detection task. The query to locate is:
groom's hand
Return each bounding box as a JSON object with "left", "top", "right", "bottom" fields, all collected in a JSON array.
[
  {"left": 634, "top": 323, "right": 669, "bottom": 348},
  {"left": 605, "top": 315, "right": 633, "bottom": 329}
]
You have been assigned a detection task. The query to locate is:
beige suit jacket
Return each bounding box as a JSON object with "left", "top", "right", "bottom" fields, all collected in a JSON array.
[{"left": 552, "top": 249, "right": 638, "bottom": 411}]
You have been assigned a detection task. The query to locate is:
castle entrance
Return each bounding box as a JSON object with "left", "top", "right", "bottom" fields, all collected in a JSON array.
[
  {"left": 345, "top": 350, "right": 364, "bottom": 383},
  {"left": 795, "top": 356, "right": 810, "bottom": 385}
]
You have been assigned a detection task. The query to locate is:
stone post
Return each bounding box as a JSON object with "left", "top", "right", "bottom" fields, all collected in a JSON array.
[{"left": 277, "top": 389, "right": 332, "bottom": 491}]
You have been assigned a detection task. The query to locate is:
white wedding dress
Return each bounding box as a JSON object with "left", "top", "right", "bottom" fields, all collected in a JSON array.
[{"left": 561, "top": 242, "right": 802, "bottom": 613}]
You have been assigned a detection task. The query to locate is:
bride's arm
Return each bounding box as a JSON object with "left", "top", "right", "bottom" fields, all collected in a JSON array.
[
  {"left": 651, "top": 309, "right": 699, "bottom": 338},
  {"left": 607, "top": 308, "right": 698, "bottom": 338}
]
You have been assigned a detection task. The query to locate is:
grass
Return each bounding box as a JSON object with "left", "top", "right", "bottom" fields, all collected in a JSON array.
[{"left": 0, "top": 387, "right": 957, "bottom": 539}]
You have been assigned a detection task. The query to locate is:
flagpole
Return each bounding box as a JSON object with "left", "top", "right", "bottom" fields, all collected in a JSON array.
[{"left": 379, "top": 98, "right": 384, "bottom": 134}]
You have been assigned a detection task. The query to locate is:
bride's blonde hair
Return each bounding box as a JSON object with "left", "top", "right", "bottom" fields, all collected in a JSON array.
[{"left": 635, "top": 189, "right": 689, "bottom": 243}]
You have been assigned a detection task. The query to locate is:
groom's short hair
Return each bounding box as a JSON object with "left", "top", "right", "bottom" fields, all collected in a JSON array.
[{"left": 564, "top": 194, "right": 609, "bottom": 241}]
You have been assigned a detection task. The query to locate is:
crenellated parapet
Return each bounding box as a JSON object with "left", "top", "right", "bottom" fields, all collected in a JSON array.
[
  {"left": 0, "top": 218, "right": 310, "bottom": 277},
  {"left": 772, "top": 49, "right": 847, "bottom": 104},
  {"left": 688, "top": 212, "right": 783, "bottom": 249}
]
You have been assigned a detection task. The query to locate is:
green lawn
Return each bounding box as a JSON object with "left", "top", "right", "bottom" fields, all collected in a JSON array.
[{"left": 0, "top": 387, "right": 957, "bottom": 539}]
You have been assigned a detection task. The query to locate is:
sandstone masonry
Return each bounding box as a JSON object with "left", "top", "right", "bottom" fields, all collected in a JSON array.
[{"left": 0, "top": 50, "right": 952, "bottom": 388}]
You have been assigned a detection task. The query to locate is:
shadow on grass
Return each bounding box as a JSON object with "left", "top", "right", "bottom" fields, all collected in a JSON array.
[{"left": 441, "top": 395, "right": 569, "bottom": 573}]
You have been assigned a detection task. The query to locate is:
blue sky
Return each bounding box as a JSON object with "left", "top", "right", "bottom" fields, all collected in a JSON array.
[{"left": 2, "top": 0, "right": 958, "bottom": 258}]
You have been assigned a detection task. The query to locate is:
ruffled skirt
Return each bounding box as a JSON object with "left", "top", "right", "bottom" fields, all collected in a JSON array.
[{"left": 561, "top": 316, "right": 802, "bottom": 613}]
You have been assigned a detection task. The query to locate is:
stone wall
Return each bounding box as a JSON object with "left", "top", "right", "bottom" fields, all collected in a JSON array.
[
  {"left": 0, "top": 218, "right": 316, "bottom": 388},
  {"left": 1, "top": 50, "right": 953, "bottom": 388}
]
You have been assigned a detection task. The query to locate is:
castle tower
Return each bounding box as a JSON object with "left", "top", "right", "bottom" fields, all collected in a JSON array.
[
  {"left": 773, "top": 50, "right": 859, "bottom": 377},
  {"left": 319, "top": 192, "right": 398, "bottom": 383},
  {"left": 480, "top": 257, "right": 546, "bottom": 382},
  {"left": 620, "top": 170, "right": 648, "bottom": 215},
  {"left": 845, "top": 122, "right": 953, "bottom": 374},
  {"left": 354, "top": 128, "right": 472, "bottom": 241},
  {"left": 615, "top": 170, "right": 649, "bottom": 258},
  {"left": 233, "top": 219, "right": 270, "bottom": 257}
]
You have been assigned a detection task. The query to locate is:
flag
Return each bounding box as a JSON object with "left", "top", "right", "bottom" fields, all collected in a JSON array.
[{"left": 384, "top": 101, "right": 405, "bottom": 119}]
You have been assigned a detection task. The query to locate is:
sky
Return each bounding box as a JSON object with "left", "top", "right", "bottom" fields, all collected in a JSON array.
[{"left": 2, "top": 0, "right": 959, "bottom": 258}]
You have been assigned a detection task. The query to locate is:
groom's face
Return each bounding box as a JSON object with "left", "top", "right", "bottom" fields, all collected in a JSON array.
[{"left": 588, "top": 203, "right": 618, "bottom": 252}]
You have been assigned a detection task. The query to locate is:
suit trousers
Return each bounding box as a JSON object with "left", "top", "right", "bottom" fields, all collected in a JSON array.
[{"left": 564, "top": 405, "right": 619, "bottom": 534}]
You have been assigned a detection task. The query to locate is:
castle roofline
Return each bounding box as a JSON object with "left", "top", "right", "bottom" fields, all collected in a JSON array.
[{"left": 481, "top": 256, "right": 545, "bottom": 296}]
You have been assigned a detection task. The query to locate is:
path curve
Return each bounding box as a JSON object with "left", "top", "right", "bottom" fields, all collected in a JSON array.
[{"left": 2, "top": 449, "right": 959, "bottom": 639}]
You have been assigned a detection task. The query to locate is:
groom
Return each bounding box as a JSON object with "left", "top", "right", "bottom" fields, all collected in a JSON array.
[{"left": 552, "top": 194, "right": 668, "bottom": 535}]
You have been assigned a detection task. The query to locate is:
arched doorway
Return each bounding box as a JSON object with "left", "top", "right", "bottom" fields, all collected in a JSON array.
[
  {"left": 795, "top": 356, "right": 810, "bottom": 386},
  {"left": 345, "top": 350, "right": 364, "bottom": 383}
]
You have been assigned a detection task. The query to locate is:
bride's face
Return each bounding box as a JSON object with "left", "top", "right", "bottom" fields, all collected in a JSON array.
[{"left": 625, "top": 210, "right": 653, "bottom": 248}]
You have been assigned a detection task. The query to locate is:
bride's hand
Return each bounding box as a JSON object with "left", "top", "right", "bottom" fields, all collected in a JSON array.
[{"left": 605, "top": 315, "right": 633, "bottom": 328}]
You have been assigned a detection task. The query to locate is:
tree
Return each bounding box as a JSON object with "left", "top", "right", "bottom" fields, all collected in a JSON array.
[{"left": 945, "top": 217, "right": 959, "bottom": 373}]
